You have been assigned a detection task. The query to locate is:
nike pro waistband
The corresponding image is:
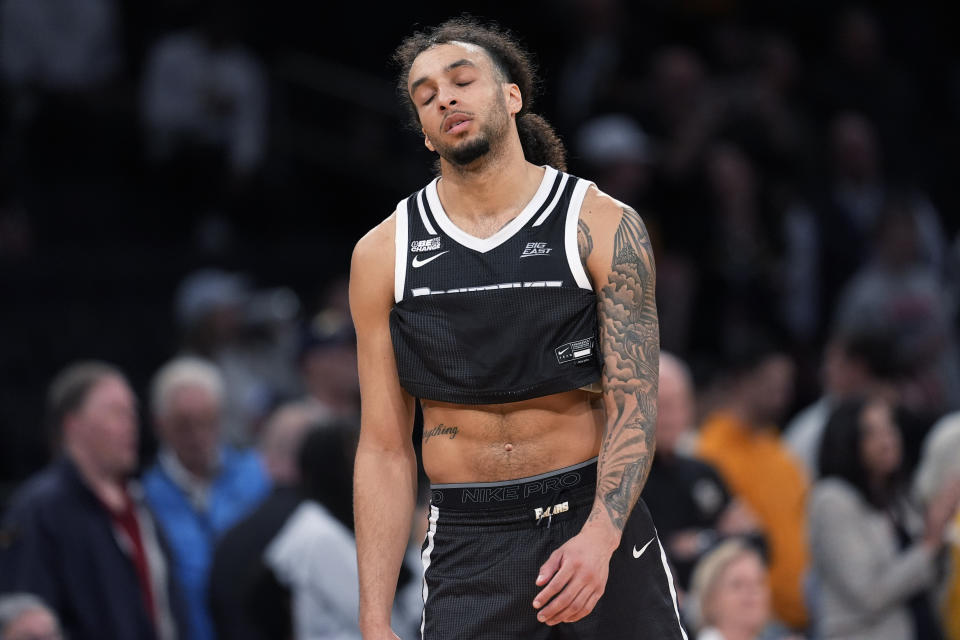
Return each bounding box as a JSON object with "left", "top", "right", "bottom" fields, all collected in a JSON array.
[{"left": 429, "top": 458, "right": 597, "bottom": 512}]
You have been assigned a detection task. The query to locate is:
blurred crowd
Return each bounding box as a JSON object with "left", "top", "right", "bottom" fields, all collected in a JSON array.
[{"left": 2, "top": 0, "right": 960, "bottom": 639}]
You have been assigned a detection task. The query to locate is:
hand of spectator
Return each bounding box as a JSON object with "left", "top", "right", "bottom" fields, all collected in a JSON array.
[
  {"left": 717, "top": 498, "right": 761, "bottom": 534},
  {"left": 923, "top": 474, "right": 960, "bottom": 550},
  {"left": 532, "top": 524, "right": 617, "bottom": 625},
  {"left": 669, "top": 529, "right": 712, "bottom": 560}
]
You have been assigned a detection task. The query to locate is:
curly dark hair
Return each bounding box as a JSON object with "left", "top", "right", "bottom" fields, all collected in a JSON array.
[
  {"left": 818, "top": 396, "right": 904, "bottom": 509},
  {"left": 392, "top": 16, "right": 567, "bottom": 171}
]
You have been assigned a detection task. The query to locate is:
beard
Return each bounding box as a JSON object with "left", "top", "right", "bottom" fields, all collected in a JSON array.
[{"left": 447, "top": 135, "right": 492, "bottom": 165}]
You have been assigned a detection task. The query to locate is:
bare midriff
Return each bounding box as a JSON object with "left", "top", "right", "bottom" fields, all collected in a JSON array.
[{"left": 420, "top": 389, "right": 604, "bottom": 484}]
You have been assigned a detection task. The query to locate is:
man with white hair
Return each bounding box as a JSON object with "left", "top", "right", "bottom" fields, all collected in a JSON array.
[{"left": 143, "top": 356, "right": 270, "bottom": 640}]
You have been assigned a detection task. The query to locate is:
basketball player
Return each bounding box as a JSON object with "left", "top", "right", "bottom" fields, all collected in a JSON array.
[{"left": 349, "top": 17, "right": 687, "bottom": 640}]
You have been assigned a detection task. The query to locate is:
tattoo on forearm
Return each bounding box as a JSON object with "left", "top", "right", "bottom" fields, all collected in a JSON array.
[
  {"left": 594, "top": 206, "right": 659, "bottom": 531},
  {"left": 423, "top": 424, "right": 458, "bottom": 443}
]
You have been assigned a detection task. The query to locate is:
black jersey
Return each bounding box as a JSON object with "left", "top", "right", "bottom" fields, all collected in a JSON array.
[{"left": 389, "top": 165, "right": 603, "bottom": 404}]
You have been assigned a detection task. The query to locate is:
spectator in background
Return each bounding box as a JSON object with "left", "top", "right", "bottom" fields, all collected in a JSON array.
[
  {"left": 818, "top": 111, "right": 947, "bottom": 328},
  {"left": 0, "top": 0, "right": 121, "bottom": 95},
  {"left": 144, "top": 356, "right": 270, "bottom": 640},
  {"left": 783, "top": 328, "right": 899, "bottom": 477},
  {"left": 554, "top": 0, "right": 627, "bottom": 129},
  {"left": 685, "top": 539, "right": 799, "bottom": 640},
  {"left": 644, "top": 352, "right": 762, "bottom": 589},
  {"left": 298, "top": 308, "right": 360, "bottom": 421},
  {"left": 262, "top": 420, "right": 362, "bottom": 640},
  {"left": 0, "top": 362, "right": 183, "bottom": 640},
  {"left": 697, "top": 341, "right": 809, "bottom": 630},
  {"left": 141, "top": 1, "right": 267, "bottom": 184},
  {"left": 912, "top": 413, "right": 960, "bottom": 640},
  {"left": 690, "top": 142, "right": 784, "bottom": 357},
  {"left": 0, "top": 593, "right": 63, "bottom": 640},
  {"left": 175, "top": 268, "right": 302, "bottom": 445},
  {"left": 834, "top": 194, "right": 960, "bottom": 419},
  {"left": 809, "top": 396, "right": 960, "bottom": 640},
  {"left": 208, "top": 401, "right": 325, "bottom": 640}
]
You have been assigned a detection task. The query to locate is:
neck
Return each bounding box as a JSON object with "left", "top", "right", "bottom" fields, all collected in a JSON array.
[
  {"left": 67, "top": 443, "right": 127, "bottom": 512},
  {"left": 714, "top": 622, "right": 762, "bottom": 640},
  {"left": 726, "top": 399, "right": 761, "bottom": 429},
  {"left": 437, "top": 131, "right": 542, "bottom": 229}
]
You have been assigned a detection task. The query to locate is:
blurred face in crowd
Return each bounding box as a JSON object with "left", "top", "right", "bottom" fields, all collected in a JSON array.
[
  {"left": 302, "top": 343, "right": 359, "bottom": 408},
  {"left": 705, "top": 550, "right": 770, "bottom": 636},
  {"left": 822, "top": 340, "right": 869, "bottom": 398},
  {"left": 743, "top": 354, "right": 795, "bottom": 425},
  {"left": 706, "top": 143, "right": 757, "bottom": 208},
  {"left": 831, "top": 113, "right": 879, "bottom": 184},
  {"left": 409, "top": 42, "right": 518, "bottom": 167},
  {"left": 157, "top": 384, "right": 221, "bottom": 478},
  {"left": 859, "top": 399, "right": 901, "bottom": 481},
  {"left": 875, "top": 210, "right": 919, "bottom": 269},
  {"left": 1, "top": 606, "right": 63, "bottom": 640},
  {"left": 64, "top": 375, "right": 138, "bottom": 480},
  {"left": 656, "top": 357, "right": 694, "bottom": 454},
  {"left": 652, "top": 47, "right": 704, "bottom": 127}
]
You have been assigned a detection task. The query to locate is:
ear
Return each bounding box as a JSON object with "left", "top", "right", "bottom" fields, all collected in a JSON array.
[
  {"left": 62, "top": 412, "right": 82, "bottom": 440},
  {"left": 422, "top": 128, "right": 436, "bottom": 153},
  {"left": 504, "top": 83, "right": 523, "bottom": 117}
]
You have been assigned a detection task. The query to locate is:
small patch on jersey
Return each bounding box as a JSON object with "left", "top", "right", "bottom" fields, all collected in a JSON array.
[
  {"left": 520, "top": 241, "right": 553, "bottom": 258},
  {"left": 411, "top": 238, "right": 442, "bottom": 252},
  {"left": 555, "top": 337, "right": 594, "bottom": 364}
]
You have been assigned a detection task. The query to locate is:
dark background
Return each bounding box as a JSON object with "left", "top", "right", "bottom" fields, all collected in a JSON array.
[{"left": 2, "top": 0, "right": 959, "bottom": 495}]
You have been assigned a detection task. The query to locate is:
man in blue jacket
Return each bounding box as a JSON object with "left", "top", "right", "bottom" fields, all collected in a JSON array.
[
  {"left": 143, "top": 356, "right": 270, "bottom": 640},
  {"left": 0, "top": 361, "right": 186, "bottom": 640}
]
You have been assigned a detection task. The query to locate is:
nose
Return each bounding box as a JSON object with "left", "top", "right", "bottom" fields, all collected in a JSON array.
[{"left": 437, "top": 87, "right": 458, "bottom": 111}]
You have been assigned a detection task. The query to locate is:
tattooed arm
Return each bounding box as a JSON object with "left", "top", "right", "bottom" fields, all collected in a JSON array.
[
  {"left": 588, "top": 200, "right": 659, "bottom": 530},
  {"left": 533, "top": 188, "right": 658, "bottom": 626}
]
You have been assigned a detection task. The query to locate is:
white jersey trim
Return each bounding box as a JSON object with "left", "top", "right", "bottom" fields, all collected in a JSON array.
[
  {"left": 394, "top": 199, "right": 409, "bottom": 304},
  {"left": 532, "top": 172, "right": 570, "bottom": 227},
  {"left": 425, "top": 165, "right": 558, "bottom": 254},
  {"left": 658, "top": 536, "right": 689, "bottom": 639},
  {"left": 565, "top": 179, "right": 594, "bottom": 290},
  {"left": 420, "top": 505, "right": 440, "bottom": 638},
  {"left": 417, "top": 190, "right": 437, "bottom": 235}
]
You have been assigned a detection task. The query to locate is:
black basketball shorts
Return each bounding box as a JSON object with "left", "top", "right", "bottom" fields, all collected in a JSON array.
[{"left": 420, "top": 458, "right": 689, "bottom": 639}]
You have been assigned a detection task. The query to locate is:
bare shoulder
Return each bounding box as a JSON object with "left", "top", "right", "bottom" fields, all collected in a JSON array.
[
  {"left": 349, "top": 212, "right": 397, "bottom": 316},
  {"left": 579, "top": 184, "right": 628, "bottom": 228},
  {"left": 577, "top": 184, "right": 652, "bottom": 274},
  {"left": 352, "top": 212, "right": 397, "bottom": 270}
]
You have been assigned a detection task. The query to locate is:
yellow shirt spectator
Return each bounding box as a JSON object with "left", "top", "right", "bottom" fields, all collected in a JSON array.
[{"left": 697, "top": 410, "right": 810, "bottom": 629}]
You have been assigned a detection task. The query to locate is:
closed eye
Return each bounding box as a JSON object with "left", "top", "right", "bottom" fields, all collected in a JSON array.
[
  {"left": 456, "top": 81, "right": 473, "bottom": 87},
  {"left": 422, "top": 94, "right": 435, "bottom": 105}
]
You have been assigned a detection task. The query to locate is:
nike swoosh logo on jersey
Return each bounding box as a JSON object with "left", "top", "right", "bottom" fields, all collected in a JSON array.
[
  {"left": 633, "top": 537, "right": 655, "bottom": 559},
  {"left": 411, "top": 251, "right": 449, "bottom": 268}
]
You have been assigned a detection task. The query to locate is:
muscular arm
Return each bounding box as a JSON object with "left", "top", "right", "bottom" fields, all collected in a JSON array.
[
  {"left": 349, "top": 217, "right": 418, "bottom": 637},
  {"left": 533, "top": 190, "right": 660, "bottom": 626},
  {"left": 583, "top": 200, "right": 659, "bottom": 533}
]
